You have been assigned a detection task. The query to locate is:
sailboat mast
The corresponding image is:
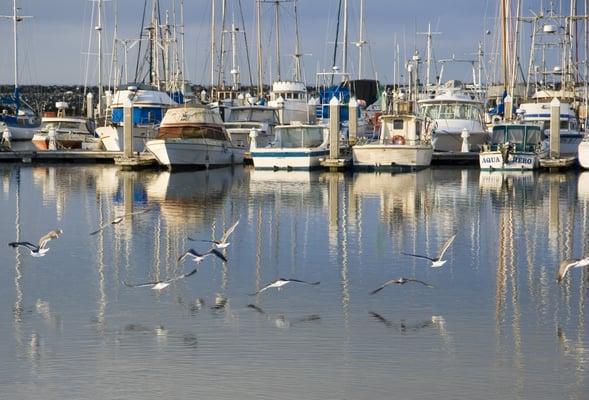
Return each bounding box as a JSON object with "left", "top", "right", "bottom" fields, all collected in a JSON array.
[
  {"left": 358, "top": 0, "right": 364, "bottom": 79},
  {"left": 97, "top": 0, "right": 104, "bottom": 118},
  {"left": 12, "top": 0, "right": 19, "bottom": 92},
  {"left": 256, "top": 0, "right": 263, "bottom": 95},
  {"left": 294, "top": 0, "right": 302, "bottom": 81},
  {"left": 211, "top": 0, "right": 216, "bottom": 88},
  {"left": 501, "top": 0, "right": 509, "bottom": 93},
  {"left": 342, "top": 0, "right": 348, "bottom": 76},
  {"left": 275, "top": 0, "right": 281, "bottom": 81}
]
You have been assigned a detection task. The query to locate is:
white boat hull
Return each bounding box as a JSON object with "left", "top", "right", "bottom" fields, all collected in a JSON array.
[
  {"left": 579, "top": 139, "right": 589, "bottom": 169},
  {"left": 96, "top": 125, "right": 157, "bottom": 153},
  {"left": 7, "top": 125, "right": 37, "bottom": 141},
  {"left": 251, "top": 147, "right": 329, "bottom": 170},
  {"left": 146, "top": 138, "right": 245, "bottom": 169},
  {"left": 479, "top": 150, "right": 541, "bottom": 170},
  {"left": 352, "top": 144, "right": 433, "bottom": 170},
  {"left": 432, "top": 131, "right": 490, "bottom": 152}
]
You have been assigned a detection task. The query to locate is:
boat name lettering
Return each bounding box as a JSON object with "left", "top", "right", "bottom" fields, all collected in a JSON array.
[
  {"left": 512, "top": 156, "right": 532, "bottom": 164},
  {"left": 482, "top": 156, "right": 502, "bottom": 163}
]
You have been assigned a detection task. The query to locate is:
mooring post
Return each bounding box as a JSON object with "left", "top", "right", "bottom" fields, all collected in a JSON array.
[
  {"left": 348, "top": 97, "right": 358, "bottom": 145},
  {"left": 504, "top": 94, "right": 513, "bottom": 121},
  {"left": 329, "top": 96, "right": 340, "bottom": 159},
  {"left": 550, "top": 97, "right": 561, "bottom": 159},
  {"left": 123, "top": 97, "right": 133, "bottom": 158}
]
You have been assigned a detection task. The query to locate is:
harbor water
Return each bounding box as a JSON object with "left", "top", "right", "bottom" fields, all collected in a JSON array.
[{"left": 0, "top": 164, "right": 587, "bottom": 399}]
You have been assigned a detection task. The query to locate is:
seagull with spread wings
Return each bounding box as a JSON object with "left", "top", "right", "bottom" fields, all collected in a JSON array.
[
  {"left": 190, "top": 219, "right": 239, "bottom": 249},
  {"left": 369, "top": 277, "right": 434, "bottom": 295},
  {"left": 9, "top": 229, "right": 63, "bottom": 257},
  {"left": 401, "top": 234, "right": 457, "bottom": 268},
  {"left": 90, "top": 207, "right": 153, "bottom": 235},
  {"left": 557, "top": 255, "right": 589, "bottom": 283},
  {"left": 123, "top": 268, "right": 197, "bottom": 291},
  {"left": 249, "top": 278, "right": 320, "bottom": 295},
  {"left": 178, "top": 248, "right": 227, "bottom": 264}
]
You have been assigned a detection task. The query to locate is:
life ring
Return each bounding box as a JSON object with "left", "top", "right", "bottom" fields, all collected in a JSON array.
[{"left": 392, "top": 135, "right": 406, "bottom": 145}]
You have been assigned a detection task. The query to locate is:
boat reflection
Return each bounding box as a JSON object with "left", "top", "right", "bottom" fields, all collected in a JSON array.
[{"left": 145, "top": 167, "right": 244, "bottom": 227}]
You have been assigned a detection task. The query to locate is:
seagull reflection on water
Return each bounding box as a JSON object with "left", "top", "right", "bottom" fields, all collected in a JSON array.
[
  {"left": 247, "top": 304, "right": 321, "bottom": 329},
  {"left": 369, "top": 311, "right": 433, "bottom": 333}
]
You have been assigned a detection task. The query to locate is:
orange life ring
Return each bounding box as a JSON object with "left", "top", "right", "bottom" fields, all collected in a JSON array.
[{"left": 392, "top": 135, "right": 406, "bottom": 145}]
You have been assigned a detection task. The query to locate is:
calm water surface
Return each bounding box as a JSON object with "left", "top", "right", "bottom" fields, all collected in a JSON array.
[{"left": 0, "top": 164, "right": 587, "bottom": 400}]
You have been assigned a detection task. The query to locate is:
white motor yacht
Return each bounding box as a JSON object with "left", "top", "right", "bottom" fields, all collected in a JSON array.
[{"left": 146, "top": 106, "right": 244, "bottom": 169}]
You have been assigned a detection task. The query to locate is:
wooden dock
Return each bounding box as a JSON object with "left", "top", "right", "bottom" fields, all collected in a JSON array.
[{"left": 0, "top": 149, "right": 123, "bottom": 163}]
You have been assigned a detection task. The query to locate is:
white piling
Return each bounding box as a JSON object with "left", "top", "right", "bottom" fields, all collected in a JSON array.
[
  {"left": 86, "top": 92, "right": 94, "bottom": 120},
  {"left": 550, "top": 97, "right": 561, "bottom": 158},
  {"left": 329, "top": 96, "right": 340, "bottom": 159},
  {"left": 461, "top": 128, "right": 470, "bottom": 152},
  {"left": 504, "top": 94, "right": 513, "bottom": 121},
  {"left": 348, "top": 97, "right": 358, "bottom": 145},
  {"left": 123, "top": 96, "right": 133, "bottom": 158}
]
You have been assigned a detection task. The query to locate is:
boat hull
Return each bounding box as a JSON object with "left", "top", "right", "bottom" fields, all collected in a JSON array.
[
  {"left": 96, "top": 125, "right": 158, "bottom": 153},
  {"left": 352, "top": 144, "right": 433, "bottom": 170},
  {"left": 251, "top": 148, "right": 329, "bottom": 170},
  {"left": 432, "top": 131, "right": 490, "bottom": 152},
  {"left": 479, "top": 150, "right": 541, "bottom": 171},
  {"left": 579, "top": 139, "right": 589, "bottom": 169},
  {"left": 146, "top": 138, "right": 244, "bottom": 169},
  {"left": 31, "top": 134, "right": 103, "bottom": 151}
]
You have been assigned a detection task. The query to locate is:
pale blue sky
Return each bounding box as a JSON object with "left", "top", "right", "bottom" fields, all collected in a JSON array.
[{"left": 0, "top": 1, "right": 574, "bottom": 86}]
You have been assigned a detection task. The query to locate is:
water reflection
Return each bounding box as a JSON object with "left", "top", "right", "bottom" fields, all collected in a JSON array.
[{"left": 1, "top": 165, "right": 588, "bottom": 399}]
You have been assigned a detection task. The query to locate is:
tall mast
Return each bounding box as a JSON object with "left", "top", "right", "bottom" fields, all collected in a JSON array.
[
  {"left": 229, "top": 21, "right": 240, "bottom": 90},
  {"left": 293, "top": 0, "right": 302, "bottom": 81},
  {"left": 342, "top": 0, "right": 348, "bottom": 76},
  {"left": 501, "top": 0, "right": 509, "bottom": 93},
  {"left": 256, "top": 0, "right": 263, "bottom": 94},
  {"left": 97, "top": 0, "right": 104, "bottom": 117},
  {"left": 179, "top": 0, "right": 186, "bottom": 93},
  {"left": 0, "top": 0, "right": 33, "bottom": 99},
  {"left": 357, "top": 0, "right": 365, "bottom": 79},
  {"left": 218, "top": 0, "right": 227, "bottom": 87},
  {"left": 417, "top": 22, "right": 441, "bottom": 89},
  {"left": 210, "top": 0, "right": 216, "bottom": 88},
  {"left": 509, "top": 0, "right": 521, "bottom": 97},
  {"left": 275, "top": 0, "right": 281, "bottom": 80}
]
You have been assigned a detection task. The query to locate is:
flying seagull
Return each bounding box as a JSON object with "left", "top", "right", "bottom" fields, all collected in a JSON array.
[
  {"left": 401, "top": 234, "right": 457, "bottom": 268},
  {"left": 90, "top": 207, "right": 153, "bottom": 235},
  {"left": 123, "top": 268, "right": 197, "bottom": 291},
  {"left": 369, "top": 277, "right": 434, "bottom": 295},
  {"left": 557, "top": 256, "right": 589, "bottom": 283},
  {"left": 190, "top": 219, "right": 239, "bottom": 249},
  {"left": 177, "top": 248, "right": 227, "bottom": 264},
  {"left": 9, "top": 229, "right": 63, "bottom": 257},
  {"left": 249, "top": 278, "right": 320, "bottom": 295}
]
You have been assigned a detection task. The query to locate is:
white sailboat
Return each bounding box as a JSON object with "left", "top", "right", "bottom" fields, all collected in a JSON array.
[{"left": 0, "top": 0, "right": 40, "bottom": 140}]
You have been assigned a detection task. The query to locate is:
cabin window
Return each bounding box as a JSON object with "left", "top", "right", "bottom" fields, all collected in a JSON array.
[
  {"left": 393, "top": 119, "right": 404, "bottom": 130},
  {"left": 507, "top": 127, "right": 524, "bottom": 144},
  {"left": 491, "top": 127, "right": 505, "bottom": 144},
  {"left": 560, "top": 120, "right": 569, "bottom": 130},
  {"left": 157, "top": 126, "right": 229, "bottom": 141},
  {"left": 526, "top": 128, "right": 542, "bottom": 145}
]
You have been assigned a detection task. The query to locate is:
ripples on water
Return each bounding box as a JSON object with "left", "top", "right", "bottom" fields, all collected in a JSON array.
[{"left": 0, "top": 164, "right": 587, "bottom": 400}]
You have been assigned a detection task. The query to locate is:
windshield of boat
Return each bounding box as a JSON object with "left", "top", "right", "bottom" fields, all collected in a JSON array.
[
  {"left": 226, "top": 109, "right": 277, "bottom": 123},
  {"left": 420, "top": 103, "right": 483, "bottom": 121},
  {"left": 491, "top": 125, "right": 543, "bottom": 146},
  {"left": 41, "top": 121, "right": 89, "bottom": 133},
  {"left": 279, "top": 127, "right": 324, "bottom": 148},
  {"left": 157, "top": 124, "right": 229, "bottom": 141}
]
